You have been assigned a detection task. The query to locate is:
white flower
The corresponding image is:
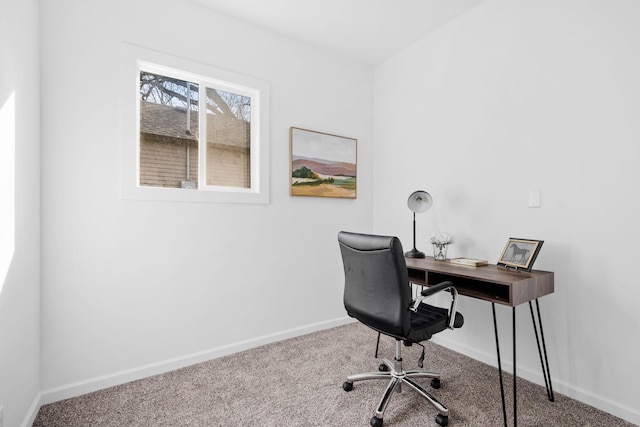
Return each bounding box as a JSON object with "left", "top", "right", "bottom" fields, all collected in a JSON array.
[{"left": 430, "top": 232, "right": 453, "bottom": 245}]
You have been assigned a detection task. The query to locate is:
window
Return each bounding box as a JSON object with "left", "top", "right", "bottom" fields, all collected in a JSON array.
[{"left": 120, "top": 44, "right": 269, "bottom": 204}]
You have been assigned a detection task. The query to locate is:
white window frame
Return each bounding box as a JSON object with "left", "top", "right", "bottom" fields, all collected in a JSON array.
[{"left": 120, "top": 44, "right": 270, "bottom": 204}]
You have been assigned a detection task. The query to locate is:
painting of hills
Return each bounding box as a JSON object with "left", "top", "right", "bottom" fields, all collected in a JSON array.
[
  {"left": 290, "top": 127, "right": 357, "bottom": 198},
  {"left": 291, "top": 157, "right": 356, "bottom": 177}
]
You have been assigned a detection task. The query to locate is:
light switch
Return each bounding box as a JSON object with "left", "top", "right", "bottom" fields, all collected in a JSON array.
[{"left": 528, "top": 189, "right": 541, "bottom": 208}]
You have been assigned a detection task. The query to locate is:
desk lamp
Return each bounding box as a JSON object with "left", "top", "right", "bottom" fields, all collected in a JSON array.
[{"left": 404, "top": 190, "right": 433, "bottom": 258}]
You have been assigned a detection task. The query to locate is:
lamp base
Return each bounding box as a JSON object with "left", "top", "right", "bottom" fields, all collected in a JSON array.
[{"left": 405, "top": 248, "right": 425, "bottom": 258}]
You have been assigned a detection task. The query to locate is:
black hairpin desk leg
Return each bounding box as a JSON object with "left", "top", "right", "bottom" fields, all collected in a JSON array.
[
  {"left": 512, "top": 306, "right": 517, "bottom": 427},
  {"left": 493, "top": 301, "right": 554, "bottom": 427},
  {"left": 530, "top": 299, "right": 555, "bottom": 401},
  {"left": 492, "top": 305, "right": 518, "bottom": 427},
  {"left": 492, "top": 303, "right": 508, "bottom": 427}
]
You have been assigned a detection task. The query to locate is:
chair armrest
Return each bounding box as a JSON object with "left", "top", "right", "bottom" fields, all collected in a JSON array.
[
  {"left": 410, "top": 280, "right": 460, "bottom": 330},
  {"left": 419, "top": 280, "right": 455, "bottom": 298}
]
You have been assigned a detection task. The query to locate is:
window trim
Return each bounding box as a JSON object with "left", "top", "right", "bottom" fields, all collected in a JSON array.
[{"left": 120, "top": 43, "right": 270, "bottom": 204}]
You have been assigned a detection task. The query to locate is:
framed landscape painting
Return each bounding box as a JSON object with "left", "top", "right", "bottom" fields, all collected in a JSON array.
[{"left": 290, "top": 127, "right": 357, "bottom": 198}]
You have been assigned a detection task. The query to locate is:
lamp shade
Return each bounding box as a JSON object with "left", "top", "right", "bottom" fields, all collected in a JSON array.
[{"left": 407, "top": 190, "right": 433, "bottom": 214}]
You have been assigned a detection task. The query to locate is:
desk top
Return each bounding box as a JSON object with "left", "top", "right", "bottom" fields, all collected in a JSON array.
[{"left": 405, "top": 256, "right": 554, "bottom": 307}]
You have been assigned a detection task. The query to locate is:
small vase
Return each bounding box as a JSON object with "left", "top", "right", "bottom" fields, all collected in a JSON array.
[{"left": 432, "top": 243, "right": 449, "bottom": 261}]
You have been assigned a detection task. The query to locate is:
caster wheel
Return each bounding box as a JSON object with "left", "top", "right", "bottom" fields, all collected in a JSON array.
[
  {"left": 435, "top": 414, "right": 448, "bottom": 426},
  {"left": 431, "top": 378, "right": 441, "bottom": 389},
  {"left": 370, "top": 416, "right": 383, "bottom": 427},
  {"left": 342, "top": 381, "right": 353, "bottom": 392},
  {"left": 378, "top": 363, "right": 389, "bottom": 372}
]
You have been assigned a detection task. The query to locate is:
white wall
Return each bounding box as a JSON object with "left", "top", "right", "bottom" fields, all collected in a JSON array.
[
  {"left": 0, "top": 0, "right": 41, "bottom": 426},
  {"left": 39, "top": 0, "right": 372, "bottom": 401},
  {"left": 373, "top": 0, "right": 640, "bottom": 423},
  {"left": 10, "top": 0, "right": 640, "bottom": 424}
]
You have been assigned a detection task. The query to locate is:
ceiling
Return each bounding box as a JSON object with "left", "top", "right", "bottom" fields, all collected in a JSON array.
[{"left": 191, "top": 0, "right": 482, "bottom": 66}]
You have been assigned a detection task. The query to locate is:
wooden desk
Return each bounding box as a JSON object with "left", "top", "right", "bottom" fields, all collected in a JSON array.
[
  {"left": 405, "top": 257, "right": 555, "bottom": 427},
  {"left": 406, "top": 257, "right": 554, "bottom": 306}
]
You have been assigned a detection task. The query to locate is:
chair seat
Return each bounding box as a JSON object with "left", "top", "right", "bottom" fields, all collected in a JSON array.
[{"left": 407, "top": 303, "right": 465, "bottom": 345}]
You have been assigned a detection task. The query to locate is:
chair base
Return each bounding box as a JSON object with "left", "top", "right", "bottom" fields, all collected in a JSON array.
[{"left": 343, "top": 341, "right": 450, "bottom": 426}]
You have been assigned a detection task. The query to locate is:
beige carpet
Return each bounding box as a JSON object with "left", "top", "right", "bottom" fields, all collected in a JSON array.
[{"left": 34, "top": 323, "right": 635, "bottom": 426}]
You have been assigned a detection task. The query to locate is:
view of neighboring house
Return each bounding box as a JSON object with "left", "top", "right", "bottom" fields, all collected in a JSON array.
[{"left": 139, "top": 100, "right": 250, "bottom": 189}]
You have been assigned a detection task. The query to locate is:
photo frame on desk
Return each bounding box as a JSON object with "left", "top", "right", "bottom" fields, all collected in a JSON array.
[{"left": 497, "top": 238, "right": 543, "bottom": 272}]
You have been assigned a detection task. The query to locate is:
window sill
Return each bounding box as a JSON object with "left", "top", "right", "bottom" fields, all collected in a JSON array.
[{"left": 120, "top": 185, "right": 269, "bottom": 205}]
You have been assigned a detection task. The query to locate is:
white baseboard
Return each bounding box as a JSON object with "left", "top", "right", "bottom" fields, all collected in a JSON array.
[
  {"left": 25, "top": 318, "right": 639, "bottom": 426},
  {"left": 431, "top": 335, "right": 640, "bottom": 425},
  {"left": 21, "top": 393, "right": 42, "bottom": 427},
  {"left": 24, "top": 316, "right": 353, "bottom": 426}
]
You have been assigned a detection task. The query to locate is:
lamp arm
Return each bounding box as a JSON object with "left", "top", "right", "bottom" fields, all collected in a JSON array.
[{"left": 412, "top": 211, "right": 417, "bottom": 250}]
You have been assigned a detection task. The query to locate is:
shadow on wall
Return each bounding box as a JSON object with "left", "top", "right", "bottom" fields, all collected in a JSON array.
[{"left": 0, "top": 90, "right": 16, "bottom": 296}]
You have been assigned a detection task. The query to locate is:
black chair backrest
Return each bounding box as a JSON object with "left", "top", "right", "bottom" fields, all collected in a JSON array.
[{"left": 338, "top": 231, "right": 412, "bottom": 340}]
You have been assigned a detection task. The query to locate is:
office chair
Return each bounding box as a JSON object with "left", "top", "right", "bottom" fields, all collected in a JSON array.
[{"left": 338, "top": 231, "right": 464, "bottom": 427}]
